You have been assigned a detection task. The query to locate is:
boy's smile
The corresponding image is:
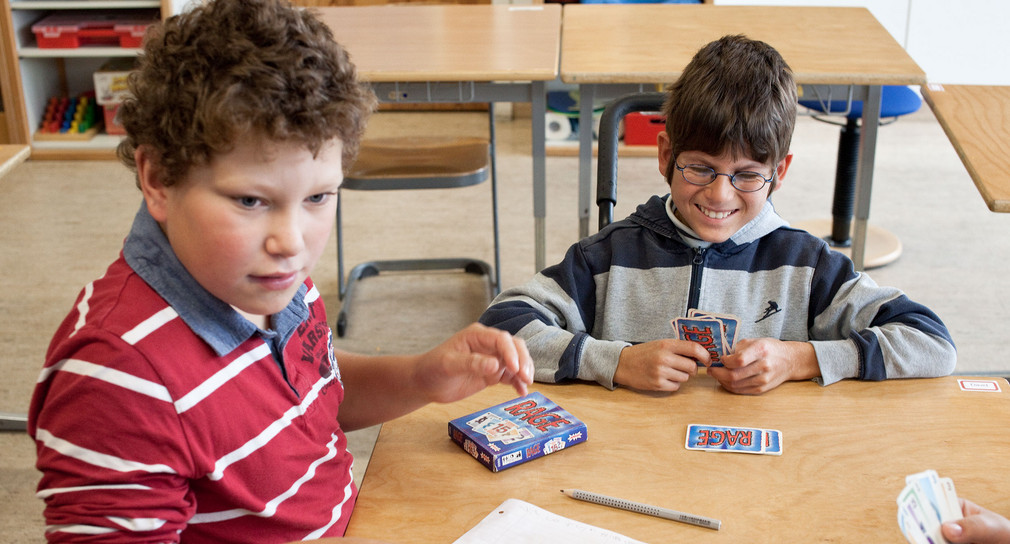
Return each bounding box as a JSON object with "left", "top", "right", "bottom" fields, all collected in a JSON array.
[
  {"left": 139, "top": 135, "right": 344, "bottom": 328},
  {"left": 658, "top": 132, "right": 791, "bottom": 243}
]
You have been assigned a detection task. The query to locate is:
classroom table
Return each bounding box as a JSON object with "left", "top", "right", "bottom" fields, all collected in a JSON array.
[
  {"left": 316, "top": 5, "right": 561, "bottom": 272},
  {"left": 341, "top": 375, "right": 1009, "bottom": 543},
  {"left": 921, "top": 84, "right": 1010, "bottom": 213},
  {"left": 0, "top": 144, "right": 30, "bottom": 180},
  {"left": 560, "top": 5, "right": 926, "bottom": 271}
]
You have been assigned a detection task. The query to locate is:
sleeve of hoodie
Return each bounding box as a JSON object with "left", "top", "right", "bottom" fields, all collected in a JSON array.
[
  {"left": 478, "top": 242, "right": 629, "bottom": 389},
  {"left": 806, "top": 247, "right": 957, "bottom": 385}
]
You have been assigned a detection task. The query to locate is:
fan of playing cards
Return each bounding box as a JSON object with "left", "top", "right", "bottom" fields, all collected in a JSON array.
[
  {"left": 897, "top": 470, "right": 963, "bottom": 543},
  {"left": 671, "top": 310, "right": 740, "bottom": 367}
]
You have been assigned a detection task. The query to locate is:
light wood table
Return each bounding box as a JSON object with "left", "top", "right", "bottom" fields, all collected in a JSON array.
[
  {"left": 0, "top": 144, "right": 29, "bottom": 179},
  {"left": 561, "top": 5, "right": 926, "bottom": 270},
  {"left": 922, "top": 84, "right": 1010, "bottom": 213},
  {"left": 342, "top": 375, "right": 1009, "bottom": 543},
  {"left": 317, "top": 4, "right": 561, "bottom": 272}
]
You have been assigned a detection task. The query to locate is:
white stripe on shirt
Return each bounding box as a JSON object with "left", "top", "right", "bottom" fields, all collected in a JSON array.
[
  {"left": 121, "top": 307, "right": 179, "bottom": 345},
  {"left": 36, "top": 483, "right": 152, "bottom": 500},
  {"left": 173, "top": 343, "right": 272, "bottom": 414},
  {"left": 305, "top": 284, "right": 320, "bottom": 304},
  {"left": 303, "top": 478, "right": 356, "bottom": 540},
  {"left": 37, "top": 359, "right": 173, "bottom": 403},
  {"left": 35, "top": 428, "right": 178, "bottom": 474},
  {"left": 189, "top": 432, "right": 342, "bottom": 524},
  {"left": 70, "top": 282, "right": 95, "bottom": 338},
  {"left": 207, "top": 372, "right": 335, "bottom": 481}
]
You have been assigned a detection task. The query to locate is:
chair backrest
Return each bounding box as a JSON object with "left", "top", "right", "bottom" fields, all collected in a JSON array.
[{"left": 596, "top": 92, "right": 666, "bottom": 231}]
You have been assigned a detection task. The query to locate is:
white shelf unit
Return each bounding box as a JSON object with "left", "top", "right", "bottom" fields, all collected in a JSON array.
[{"left": 7, "top": 1, "right": 168, "bottom": 158}]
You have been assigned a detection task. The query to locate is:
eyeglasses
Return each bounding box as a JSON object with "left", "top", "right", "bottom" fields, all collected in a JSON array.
[{"left": 674, "top": 162, "right": 773, "bottom": 193}]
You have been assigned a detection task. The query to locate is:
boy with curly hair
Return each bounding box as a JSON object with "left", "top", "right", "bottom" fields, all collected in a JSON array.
[{"left": 28, "top": 1, "right": 532, "bottom": 542}]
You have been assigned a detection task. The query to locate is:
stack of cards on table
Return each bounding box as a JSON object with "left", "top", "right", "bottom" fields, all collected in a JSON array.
[
  {"left": 685, "top": 424, "right": 782, "bottom": 455},
  {"left": 448, "top": 392, "right": 587, "bottom": 472},
  {"left": 897, "top": 469, "right": 962, "bottom": 543},
  {"left": 671, "top": 310, "right": 740, "bottom": 366}
]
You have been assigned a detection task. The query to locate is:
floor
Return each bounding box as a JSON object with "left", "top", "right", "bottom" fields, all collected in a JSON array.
[{"left": 2, "top": 102, "right": 1008, "bottom": 541}]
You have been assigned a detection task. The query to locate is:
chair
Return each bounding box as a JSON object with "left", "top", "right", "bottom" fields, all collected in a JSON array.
[
  {"left": 335, "top": 105, "right": 501, "bottom": 337},
  {"left": 792, "top": 85, "right": 922, "bottom": 268},
  {"left": 597, "top": 92, "right": 667, "bottom": 230}
]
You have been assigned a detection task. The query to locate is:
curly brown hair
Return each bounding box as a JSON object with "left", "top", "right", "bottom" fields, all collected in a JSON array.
[
  {"left": 117, "top": 0, "right": 377, "bottom": 186},
  {"left": 661, "top": 35, "right": 796, "bottom": 189}
]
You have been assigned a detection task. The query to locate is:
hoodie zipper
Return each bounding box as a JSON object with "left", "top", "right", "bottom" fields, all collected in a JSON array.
[{"left": 687, "top": 248, "right": 706, "bottom": 312}]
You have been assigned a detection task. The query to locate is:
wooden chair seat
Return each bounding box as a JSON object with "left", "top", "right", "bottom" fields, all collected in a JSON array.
[{"left": 335, "top": 112, "right": 501, "bottom": 337}]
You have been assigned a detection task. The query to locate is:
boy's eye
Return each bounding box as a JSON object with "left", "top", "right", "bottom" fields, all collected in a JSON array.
[
  {"left": 236, "top": 196, "right": 262, "bottom": 208},
  {"left": 307, "top": 193, "right": 333, "bottom": 204}
]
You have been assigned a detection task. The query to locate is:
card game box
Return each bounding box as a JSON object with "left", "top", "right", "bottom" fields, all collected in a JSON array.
[{"left": 448, "top": 392, "right": 587, "bottom": 472}]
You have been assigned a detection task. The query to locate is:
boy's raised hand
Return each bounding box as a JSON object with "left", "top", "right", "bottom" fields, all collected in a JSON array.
[
  {"left": 614, "top": 339, "right": 706, "bottom": 392},
  {"left": 415, "top": 323, "right": 534, "bottom": 403},
  {"left": 709, "top": 338, "right": 819, "bottom": 395}
]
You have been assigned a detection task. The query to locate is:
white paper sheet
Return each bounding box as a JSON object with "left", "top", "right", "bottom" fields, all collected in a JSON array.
[{"left": 453, "top": 498, "right": 646, "bottom": 544}]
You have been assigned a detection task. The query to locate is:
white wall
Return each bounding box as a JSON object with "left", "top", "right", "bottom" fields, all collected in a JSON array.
[
  {"left": 713, "top": 0, "right": 1010, "bottom": 85},
  {"left": 905, "top": 0, "right": 1010, "bottom": 85}
]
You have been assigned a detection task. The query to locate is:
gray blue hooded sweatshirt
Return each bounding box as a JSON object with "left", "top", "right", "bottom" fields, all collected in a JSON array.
[{"left": 480, "top": 195, "right": 956, "bottom": 389}]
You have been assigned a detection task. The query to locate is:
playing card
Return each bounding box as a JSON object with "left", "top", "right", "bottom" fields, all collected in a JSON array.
[
  {"left": 897, "top": 484, "right": 944, "bottom": 544},
  {"left": 762, "top": 429, "right": 783, "bottom": 455},
  {"left": 685, "top": 424, "right": 782, "bottom": 455},
  {"left": 687, "top": 310, "right": 740, "bottom": 351},
  {"left": 897, "top": 470, "right": 963, "bottom": 544},
  {"left": 938, "top": 478, "right": 963, "bottom": 522},
  {"left": 906, "top": 470, "right": 951, "bottom": 523},
  {"left": 672, "top": 317, "right": 728, "bottom": 367}
]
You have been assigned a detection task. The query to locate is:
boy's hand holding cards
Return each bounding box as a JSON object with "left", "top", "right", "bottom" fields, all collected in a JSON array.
[
  {"left": 897, "top": 469, "right": 962, "bottom": 544},
  {"left": 671, "top": 310, "right": 740, "bottom": 367}
]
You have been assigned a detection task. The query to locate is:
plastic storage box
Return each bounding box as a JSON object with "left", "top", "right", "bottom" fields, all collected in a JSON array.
[
  {"left": 32, "top": 13, "right": 156, "bottom": 49},
  {"left": 623, "top": 112, "right": 665, "bottom": 146}
]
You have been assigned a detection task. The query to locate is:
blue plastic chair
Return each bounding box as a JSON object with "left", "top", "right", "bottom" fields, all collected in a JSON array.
[{"left": 797, "top": 86, "right": 921, "bottom": 261}]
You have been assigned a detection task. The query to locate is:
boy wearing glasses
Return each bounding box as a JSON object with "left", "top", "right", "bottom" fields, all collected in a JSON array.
[{"left": 479, "top": 35, "right": 955, "bottom": 395}]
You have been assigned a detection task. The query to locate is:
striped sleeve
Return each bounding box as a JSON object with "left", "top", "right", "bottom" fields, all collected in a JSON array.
[
  {"left": 808, "top": 248, "right": 957, "bottom": 385},
  {"left": 31, "top": 326, "right": 197, "bottom": 542}
]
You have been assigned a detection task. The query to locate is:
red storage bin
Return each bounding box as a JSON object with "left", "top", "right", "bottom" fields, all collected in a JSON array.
[
  {"left": 32, "top": 13, "right": 155, "bottom": 49},
  {"left": 623, "top": 112, "right": 665, "bottom": 146}
]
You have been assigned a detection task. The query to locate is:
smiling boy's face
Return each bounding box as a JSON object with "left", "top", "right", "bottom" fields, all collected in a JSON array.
[
  {"left": 139, "top": 135, "right": 344, "bottom": 327},
  {"left": 658, "top": 131, "right": 791, "bottom": 244}
]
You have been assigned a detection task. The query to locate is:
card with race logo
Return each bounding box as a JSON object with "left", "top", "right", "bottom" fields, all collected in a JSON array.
[
  {"left": 897, "top": 470, "right": 962, "bottom": 544},
  {"left": 685, "top": 424, "right": 782, "bottom": 455}
]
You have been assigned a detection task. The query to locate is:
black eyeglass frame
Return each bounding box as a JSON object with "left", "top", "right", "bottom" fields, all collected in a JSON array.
[{"left": 673, "top": 161, "right": 775, "bottom": 193}]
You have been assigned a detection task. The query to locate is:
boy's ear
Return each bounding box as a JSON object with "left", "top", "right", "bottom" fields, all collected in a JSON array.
[
  {"left": 135, "top": 145, "right": 170, "bottom": 223},
  {"left": 771, "top": 153, "right": 794, "bottom": 193},
  {"left": 657, "top": 131, "right": 674, "bottom": 183}
]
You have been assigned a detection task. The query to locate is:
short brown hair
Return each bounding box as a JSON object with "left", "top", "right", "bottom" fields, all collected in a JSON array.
[
  {"left": 662, "top": 35, "right": 796, "bottom": 183},
  {"left": 117, "top": 0, "right": 377, "bottom": 185}
]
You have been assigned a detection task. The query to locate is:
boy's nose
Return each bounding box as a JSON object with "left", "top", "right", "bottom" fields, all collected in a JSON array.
[
  {"left": 266, "top": 214, "right": 306, "bottom": 257},
  {"left": 705, "top": 174, "right": 737, "bottom": 200}
]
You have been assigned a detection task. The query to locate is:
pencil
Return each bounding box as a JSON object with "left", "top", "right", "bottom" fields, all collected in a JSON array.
[{"left": 561, "top": 488, "right": 722, "bottom": 531}]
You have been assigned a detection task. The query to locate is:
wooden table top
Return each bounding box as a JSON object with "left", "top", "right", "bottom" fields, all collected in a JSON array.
[
  {"left": 0, "top": 145, "right": 29, "bottom": 180},
  {"left": 315, "top": 4, "right": 561, "bottom": 83},
  {"left": 560, "top": 5, "right": 925, "bottom": 86},
  {"left": 922, "top": 84, "right": 1010, "bottom": 213},
  {"left": 342, "top": 375, "right": 1009, "bottom": 543}
]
